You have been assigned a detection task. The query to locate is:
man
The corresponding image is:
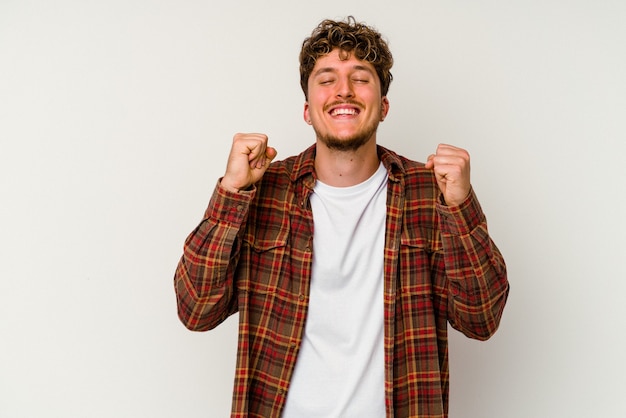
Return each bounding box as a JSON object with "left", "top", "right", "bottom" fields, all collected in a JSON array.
[{"left": 174, "top": 16, "right": 509, "bottom": 418}]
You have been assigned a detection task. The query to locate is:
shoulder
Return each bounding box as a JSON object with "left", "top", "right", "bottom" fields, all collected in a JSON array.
[
  {"left": 259, "top": 144, "right": 316, "bottom": 191},
  {"left": 378, "top": 146, "right": 438, "bottom": 194},
  {"left": 252, "top": 146, "right": 314, "bottom": 208},
  {"left": 261, "top": 154, "right": 300, "bottom": 189}
]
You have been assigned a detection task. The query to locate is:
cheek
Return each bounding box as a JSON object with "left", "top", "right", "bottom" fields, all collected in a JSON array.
[{"left": 308, "top": 99, "right": 326, "bottom": 118}]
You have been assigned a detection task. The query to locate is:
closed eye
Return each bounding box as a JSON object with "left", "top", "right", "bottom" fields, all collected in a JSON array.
[{"left": 352, "top": 71, "right": 371, "bottom": 83}]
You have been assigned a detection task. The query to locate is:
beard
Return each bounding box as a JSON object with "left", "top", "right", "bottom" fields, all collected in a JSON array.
[{"left": 313, "top": 119, "right": 380, "bottom": 152}]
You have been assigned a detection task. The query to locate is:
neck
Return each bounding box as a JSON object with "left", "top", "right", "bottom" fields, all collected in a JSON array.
[{"left": 314, "top": 139, "right": 380, "bottom": 187}]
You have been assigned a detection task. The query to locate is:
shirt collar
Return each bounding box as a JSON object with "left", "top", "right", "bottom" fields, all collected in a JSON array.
[
  {"left": 377, "top": 145, "right": 405, "bottom": 182},
  {"left": 289, "top": 143, "right": 406, "bottom": 185}
]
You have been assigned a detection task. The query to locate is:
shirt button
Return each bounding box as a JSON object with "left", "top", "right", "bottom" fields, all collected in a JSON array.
[
  {"left": 299, "top": 294, "right": 305, "bottom": 301},
  {"left": 236, "top": 204, "right": 244, "bottom": 212}
]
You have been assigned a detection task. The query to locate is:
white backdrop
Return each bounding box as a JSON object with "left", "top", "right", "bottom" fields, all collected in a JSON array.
[{"left": 1, "top": 1, "right": 625, "bottom": 417}]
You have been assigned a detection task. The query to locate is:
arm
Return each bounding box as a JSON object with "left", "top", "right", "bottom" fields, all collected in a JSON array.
[
  {"left": 437, "top": 190, "right": 509, "bottom": 340},
  {"left": 426, "top": 144, "right": 509, "bottom": 339},
  {"left": 174, "top": 182, "right": 253, "bottom": 331},
  {"left": 174, "top": 133, "right": 277, "bottom": 331}
]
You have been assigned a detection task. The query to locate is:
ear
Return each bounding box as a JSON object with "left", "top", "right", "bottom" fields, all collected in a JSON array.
[
  {"left": 303, "top": 102, "right": 312, "bottom": 125},
  {"left": 380, "top": 96, "right": 390, "bottom": 121}
]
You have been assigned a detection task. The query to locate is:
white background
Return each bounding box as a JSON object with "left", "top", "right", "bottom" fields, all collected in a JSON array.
[{"left": 1, "top": 1, "right": 625, "bottom": 417}]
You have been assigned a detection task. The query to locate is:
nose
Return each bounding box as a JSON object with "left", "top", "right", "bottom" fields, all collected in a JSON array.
[{"left": 335, "top": 77, "right": 354, "bottom": 99}]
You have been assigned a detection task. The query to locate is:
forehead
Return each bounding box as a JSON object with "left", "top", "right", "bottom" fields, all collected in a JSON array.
[{"left": 311, "top": 49, "right": 377, "bottom": 75}]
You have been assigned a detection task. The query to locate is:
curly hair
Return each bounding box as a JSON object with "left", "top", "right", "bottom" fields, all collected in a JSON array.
[{"left": 299, "top": 16, "right": 394, "bottom": 100}]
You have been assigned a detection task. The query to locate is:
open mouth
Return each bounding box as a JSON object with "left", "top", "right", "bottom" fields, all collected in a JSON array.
[
  {"left": 328, "top": 105, "right": 361, "bottom": 117},
  {"left": 330, "top": 107, "right": 359, "bottom": 116}
]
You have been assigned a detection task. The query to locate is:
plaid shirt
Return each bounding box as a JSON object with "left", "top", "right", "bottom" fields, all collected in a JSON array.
[{"left": 175, "top": 144, "right": 509, "bottom": 418}]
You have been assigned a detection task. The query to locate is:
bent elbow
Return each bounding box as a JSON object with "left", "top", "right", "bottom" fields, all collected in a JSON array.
[
  {"left": 177, "top": 309, "right": 211, "bottom": 332},
  {"left": 454, "top": 284, "right": 510, "bottom": 341}
]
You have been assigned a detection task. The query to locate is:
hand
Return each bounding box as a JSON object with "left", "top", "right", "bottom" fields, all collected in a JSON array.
[
  {"left": 424, "top": 144, "right": 471, "bottom": 206},
  {"left": 220, "top": 133, "right": 278, "bottom": 192}
]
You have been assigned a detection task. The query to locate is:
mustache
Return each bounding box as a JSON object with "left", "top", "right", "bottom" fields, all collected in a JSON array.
[{"left": 323, "top": 100, "right": 365, "bottom": 112}]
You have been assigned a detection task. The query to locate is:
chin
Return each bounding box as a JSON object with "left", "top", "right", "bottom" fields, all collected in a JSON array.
[
  {"left": 318, "top": 135, "right": 372, "bottom": 151},
  {"left": 315, "top": 126, "right": 378, "bottom": 152}
]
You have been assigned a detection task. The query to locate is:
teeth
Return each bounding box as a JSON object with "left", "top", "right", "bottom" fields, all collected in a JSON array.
[{"left": 331, "top": 108, "right": 357, "bottom": 116}]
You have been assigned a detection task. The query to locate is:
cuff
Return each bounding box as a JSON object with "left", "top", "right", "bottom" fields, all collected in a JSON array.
[
  {"left": 203, "top": 179, "right": 256, "bottom": 226},
  {"left": 436, "top": 188, "right": 486, "bottom": 236}
]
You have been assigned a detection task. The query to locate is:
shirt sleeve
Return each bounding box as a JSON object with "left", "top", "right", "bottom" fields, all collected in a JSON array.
[
  {"left": 173, "top": 180, "right": 255, "bottom": 331},
  {"left": 436, "top": 188, "right": 510, "bottom": 340}
]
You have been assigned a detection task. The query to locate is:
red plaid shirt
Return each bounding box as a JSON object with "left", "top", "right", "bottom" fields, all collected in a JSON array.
[{"left": 174, "top": 144, "right": 509, "bottom": 417}]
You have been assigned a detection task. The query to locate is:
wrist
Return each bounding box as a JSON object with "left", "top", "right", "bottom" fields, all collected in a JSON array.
[{"left": 220, "top": 177, "right": 243, "bottom": 193}]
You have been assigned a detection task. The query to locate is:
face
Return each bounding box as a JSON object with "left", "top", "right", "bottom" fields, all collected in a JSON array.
[{"left": 304, "top": 48, "right": 390, "bottom": 152}]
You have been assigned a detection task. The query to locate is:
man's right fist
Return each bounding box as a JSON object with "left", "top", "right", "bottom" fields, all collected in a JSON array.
[{"left": 220, "top": 133, "right": 278, "bottom": 193}]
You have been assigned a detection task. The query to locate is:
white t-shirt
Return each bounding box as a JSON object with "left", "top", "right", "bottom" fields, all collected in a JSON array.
[{"left": 282, "top": 162, "right": 388, "bottom": 418}]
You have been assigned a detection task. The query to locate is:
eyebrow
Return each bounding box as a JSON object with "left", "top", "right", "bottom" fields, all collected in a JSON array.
[{"left": 312, "top": 64, "right": 374, "bottom": 77}]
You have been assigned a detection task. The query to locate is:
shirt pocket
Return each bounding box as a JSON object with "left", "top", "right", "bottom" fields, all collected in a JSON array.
[
  {"left": 240, "top": 227, "right": 289, "bottom": 295},
  {"left": 399, "top": 226, "right": 441, "bottom": 297},
  {"left": 239, "top": 229, "right": 291, "bottom": 340}
]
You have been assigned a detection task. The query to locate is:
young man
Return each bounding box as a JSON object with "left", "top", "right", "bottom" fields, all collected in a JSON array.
[{"left": 174, "top": 17, "right": 509, "bottom": 418}]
